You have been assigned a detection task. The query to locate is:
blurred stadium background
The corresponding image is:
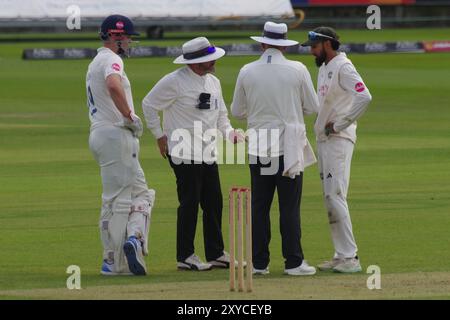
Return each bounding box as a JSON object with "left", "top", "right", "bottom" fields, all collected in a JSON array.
[
  {"left": 1, "top": 0, "right": 449, "bottom": 57},
  {"left": 1, "top": 0, "right": 450, "bottom": 35}
]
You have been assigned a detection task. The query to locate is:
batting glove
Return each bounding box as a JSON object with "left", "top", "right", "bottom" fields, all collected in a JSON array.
[{"left": 123, "top": 113, "right": 143, "bottom": 138}]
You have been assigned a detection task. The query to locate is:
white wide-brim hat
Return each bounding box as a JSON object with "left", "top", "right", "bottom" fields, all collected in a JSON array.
[
  {"left": 251, "top": 21, "right": 298, "bottom": 47},
  {"left": 174, "top": 37, "right": 225, "bottom": 64}
]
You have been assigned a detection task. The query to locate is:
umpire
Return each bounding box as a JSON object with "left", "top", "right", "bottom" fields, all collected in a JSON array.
[
  {"left": 231, "top": 22, "right": 319, "bottom": 276},
  {"left": 142, "top": 37, "right": 242, "bottom": 271}
]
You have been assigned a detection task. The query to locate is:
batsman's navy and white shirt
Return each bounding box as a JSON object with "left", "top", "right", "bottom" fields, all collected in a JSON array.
[{"left": 86, "top": 47, "right": 135, "bottom": 131}]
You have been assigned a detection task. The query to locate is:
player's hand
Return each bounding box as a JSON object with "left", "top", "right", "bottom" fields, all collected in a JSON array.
[
  {"left": 157, "top": 135, "right": 168, "bottom": 159},
  {"left": 228, "top": 129, "right": 246, "bottom": 144},
  {"left": 123, "top": 113, "right": 143, "bottom": 138},
  {"left": 325, "top": 122, "right": 336, "bottom": 136}
]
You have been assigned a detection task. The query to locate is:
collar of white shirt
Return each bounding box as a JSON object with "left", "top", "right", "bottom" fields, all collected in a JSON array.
[
  {"left": 184, "top": 65, "right": 208, "bottom": 83},
  {"left": 324, "top": 52, "right": 347, "bottom": 69},
  {"left": 260, "top": 48, "right": 286, "bottom": 63},
  {"left": 97, "top": 47, "right": 114, "bottom": 55}
]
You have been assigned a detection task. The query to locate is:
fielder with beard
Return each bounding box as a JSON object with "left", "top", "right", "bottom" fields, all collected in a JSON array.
[{"left": 301, "top": 27, "right": 372, "bottom": 273}]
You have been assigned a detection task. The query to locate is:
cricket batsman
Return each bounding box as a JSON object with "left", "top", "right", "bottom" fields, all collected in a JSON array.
[
  {"left": 301, "top": 27, "right": 372, "bottom": 273},
  {"left": 86, "top": 15, "right": 155, "bottom": 276}
]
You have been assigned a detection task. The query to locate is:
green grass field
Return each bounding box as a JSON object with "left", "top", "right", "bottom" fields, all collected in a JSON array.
[{"left": 1, "top": 28, "right": 450, "bottom": 300}]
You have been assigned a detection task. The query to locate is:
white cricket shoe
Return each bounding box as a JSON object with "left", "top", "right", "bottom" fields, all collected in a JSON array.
[
  {"left": 208, "top": 251, "right": 247, "bottom": 268},
  {"left": 317, "top": 258, "right": 344, "bottom": 271},
  {"left": 177, "top": 254, "right": 213, "bottom": 271},
  {"left": 123, "top": 236, "right": 147, "bottom": 276},
  {"left": 333, "top": 257, "right": 362, "bottom": 273},
  {"left": 252, "top": 267, "right": 270, "bottom": 275},
  {"left": 284, "top": 260, "right": 316, "bottom": 276}
]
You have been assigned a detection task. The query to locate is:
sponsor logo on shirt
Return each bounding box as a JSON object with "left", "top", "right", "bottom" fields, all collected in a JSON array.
[
  {"left": 116, "top": 21, "right": 124, "bottom": 29},
  {"left": 355, "top": 82, "right": 365, "bottom": 92},
  {"left": 328, "top": 71, "right": 333, "bottom": 79},
  {"left": 319, "top": 84, "right": 329, "bottom": 97},
  {"left": 112, "top": 63, "right": 121, "bottom": 72}
]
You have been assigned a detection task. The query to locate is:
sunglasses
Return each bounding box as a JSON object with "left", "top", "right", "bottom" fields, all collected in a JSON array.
[{"left": 308, "top": 31, "right": 335, "bottom": 41}]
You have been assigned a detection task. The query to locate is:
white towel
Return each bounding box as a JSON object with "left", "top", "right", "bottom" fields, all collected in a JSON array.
[{"left": 283, "top": 123, "right": 317, "bottom": 179}]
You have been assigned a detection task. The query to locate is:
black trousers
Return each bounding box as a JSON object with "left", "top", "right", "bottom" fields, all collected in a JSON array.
[
  {"left": 169, "top": 156, "right": 224, "bottom": 262},
  {"left": 249, "top": 155, "right": 304, "bottom": 269}
]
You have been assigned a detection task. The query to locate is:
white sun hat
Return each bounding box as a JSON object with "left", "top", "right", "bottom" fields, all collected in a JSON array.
[
  {"left": 250, "top": 21, "right": 299, "bottom": 47},
  {"left": 173, "top": 37, "right": 226, "bottom": 64}
]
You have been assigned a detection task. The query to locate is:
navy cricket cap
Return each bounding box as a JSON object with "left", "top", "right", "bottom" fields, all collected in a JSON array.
[
  {"left": 301, "top": 26, "right": 340, "bottom": 47},
  {"left": 100, "top": 15, "right": 140, "bottom": 37}
]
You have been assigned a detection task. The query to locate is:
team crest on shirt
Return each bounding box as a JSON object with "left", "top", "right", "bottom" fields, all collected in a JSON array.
[
  {"left": 116, "top": 21, "right": 124, "bottom": 29},
  {"left": 112, "top": 63, "right": 121, "bottom": 71},
  {"left": 328, "top": 71, "right": 333, "bottom": 79},
  {"left": 355, "top": 82, "right": 365, "bottom": 92}
]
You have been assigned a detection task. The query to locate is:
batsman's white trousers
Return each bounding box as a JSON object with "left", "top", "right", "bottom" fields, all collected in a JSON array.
[
  {"left": 89, "top": 125, "right": 152, "bottom": 273},
  {"left": 317, "top": 136, "right": 358, "bottom": 259}
]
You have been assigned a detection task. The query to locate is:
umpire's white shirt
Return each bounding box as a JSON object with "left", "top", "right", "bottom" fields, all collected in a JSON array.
[
  {"left": 231, "top": 48, "right": 319, "bottom": 157},
  {"left": 86, "top": 47, "right": 134, "bottom": 131},
  {"left": 142, "top": 66, "right": 233, "bottom": 162},
  {"left": 315, "top": 52, "right": 372, "bottom": 143}
]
